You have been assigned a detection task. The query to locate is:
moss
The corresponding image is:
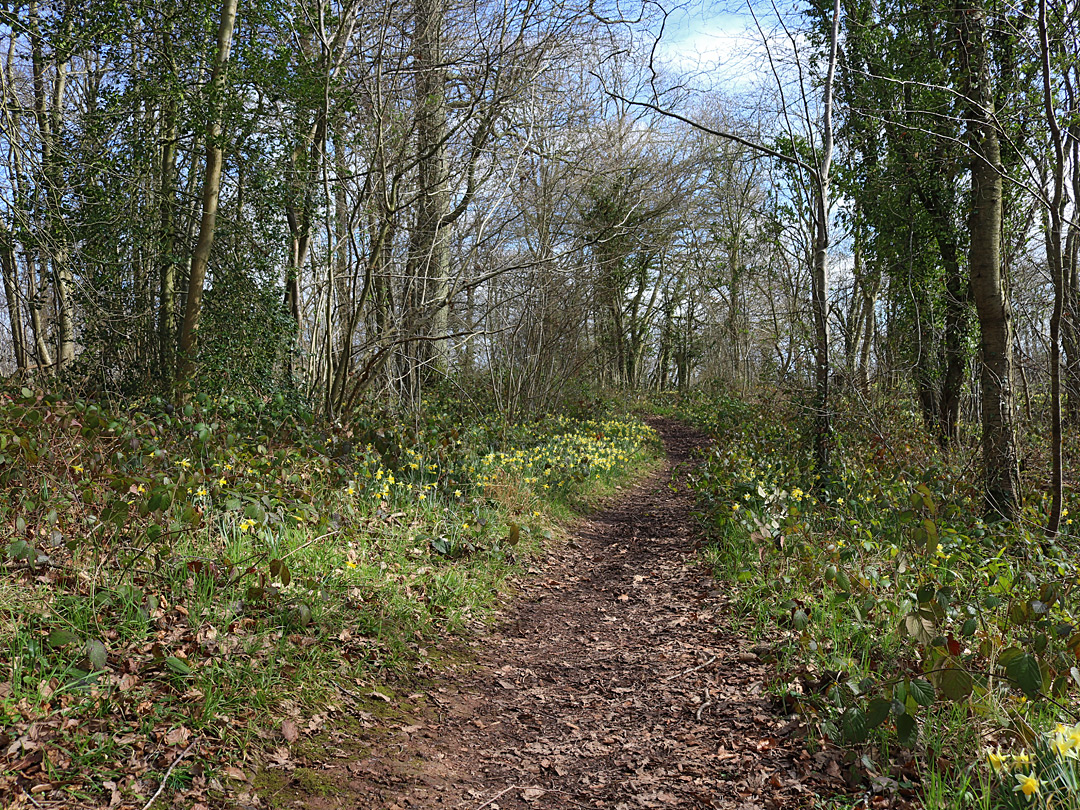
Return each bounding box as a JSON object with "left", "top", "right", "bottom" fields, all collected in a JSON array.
[
  {"left": 252, "top": 769, "right": 289, "bottom": 808},
  {"left": 291, "top": 768, "right": 336, "bottom": 797}
]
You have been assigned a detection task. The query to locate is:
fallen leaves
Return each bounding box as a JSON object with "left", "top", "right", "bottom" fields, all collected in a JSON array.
[
  {"left": 281, "top": 719, "right": 300, "bottom": 743},
  {"left": 264, "top": 420, "right": 853, "bottom": 810}
]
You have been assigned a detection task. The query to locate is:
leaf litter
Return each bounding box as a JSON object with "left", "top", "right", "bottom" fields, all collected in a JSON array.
[{"left": 260, "top": 419, "right": 859, "bottom": 809}]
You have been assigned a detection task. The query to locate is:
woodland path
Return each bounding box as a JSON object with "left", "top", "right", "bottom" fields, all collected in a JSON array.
[{"left": 267, "top": 419, "right": 845, "bottom": 810}]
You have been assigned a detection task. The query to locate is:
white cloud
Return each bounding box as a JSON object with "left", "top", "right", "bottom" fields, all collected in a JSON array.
[{"left": 652, "top": 2, "right": 804, "bottom": 92}]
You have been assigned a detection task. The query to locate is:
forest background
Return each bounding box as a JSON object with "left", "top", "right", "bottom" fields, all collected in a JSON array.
[{"left": 2, "top": 0, "right": 1080, "bottom": 807}]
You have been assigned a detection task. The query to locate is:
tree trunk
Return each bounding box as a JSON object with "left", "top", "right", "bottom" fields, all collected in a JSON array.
[
  {"left": 1062, "top": 81, "right": 1080, "bottom": 425},
  {"left": 158, "top": 94, "right": 179, "bottom": 380},
  {"left": 1, "top": 227, "right": 26, "bottom": 371},
  {"left": 174, "top": 0, "right": 239, "bottom": 399},
  {"left": 409, "top": 0, "right": 451, "bottom": 383},
  {"left": 30, "top": 2, "right": 74, "bottom": 369},
  {"left": 959, "top": 0, "right": 1020, "bottom": 518},
  {"left": 1038, "top": 0, "right": 1065, "bottom": 536},
  {"left": 23, "top": 250, "right": 52, "bottom": 371},
  {"left": 811, "top": 0, "right": 841, "bottom": 471}
]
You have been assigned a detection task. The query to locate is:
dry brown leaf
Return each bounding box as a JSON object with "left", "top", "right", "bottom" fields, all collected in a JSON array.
[
  {"left": 163, "top": 726, "right": 191, "bottom": 746},
  {"left": 281, "top": 719, "right": 300, "bottom": 742}
]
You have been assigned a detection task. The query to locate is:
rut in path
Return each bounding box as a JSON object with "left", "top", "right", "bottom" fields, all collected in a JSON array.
[{"left": 271, "top": 419, "right": 842, "bottom": 809}]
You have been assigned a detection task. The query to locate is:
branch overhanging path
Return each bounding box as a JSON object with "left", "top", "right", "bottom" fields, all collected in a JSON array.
[{"left": 259, "top": 420, "right": 850, "bottom": 809}]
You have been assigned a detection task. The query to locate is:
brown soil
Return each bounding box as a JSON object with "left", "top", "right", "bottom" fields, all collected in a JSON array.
[{"left": 256, "top": 418, "right": 846, "bottom": 810}]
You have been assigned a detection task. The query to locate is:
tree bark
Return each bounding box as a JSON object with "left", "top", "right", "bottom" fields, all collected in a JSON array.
[
  {"left": 0, "top": 226, "right": 26, "bottom": 371},
  {"left": 30, "top": 2, "right": 74, "bottom": 369},
  {"left": 810, "top": 0, "right": 841, "bottom": 471},
  {"left": 408, "top": 0, "right": 451, "bottom": 386},
  {"left": 174, "top": 0, "right": 239, "bottom": 399},
  {"left": 1038, "top": 0, "right": 1065, "bottom": 536},
  {"left": 158, "top": 93, "right": 179, "bottom": 380},
  {"left": 959, "top": 0, "right": 1020, "bottom": 518}
]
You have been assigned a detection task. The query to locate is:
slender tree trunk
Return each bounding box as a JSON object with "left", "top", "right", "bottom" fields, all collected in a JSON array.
[
  {"left": 174, "top": 0, "right": 239, "bottom": 399},
  {"left": 1039, "top": 0, "right": 1065, "bottom": 536},
  {"left": 1, "top": 228, "right": 26, "bottom": 371},
  {"left": 1062, "top": 81, "right": 1080, "bottom": 425},
  {"left": 959, "top": 0, "right": 1020, "bottom": 518},
  {"left": 30, "top": 3, "right": 74, "bottom": 369},
  {"left": 409, "top": 0, "right": 451, "bottom": 382},
  {"left": 811, "top": 0, "right": 841, "bottom": 471},
  {"left": 939, "top": 246, "right": 968, "bottom": 445},
  {"left": 158, "top": 94, "right": 179, "bottom": 380}
]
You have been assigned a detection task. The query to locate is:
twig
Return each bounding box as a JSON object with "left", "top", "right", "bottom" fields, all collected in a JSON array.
[
  {"left": 662, "top": 653, "right": 718, "bottom": 683},
  {"left": 696, "top": 686, "right": 712, "bottom": 721},
  {"left": 141, "top": 740, "right": 197, "bottom": 810},
  {"left": 474, "top": 785, "right": 517, "bottom": 809},
  {"left": 528, "top": 787, "right": 592, "bottom": 809}
]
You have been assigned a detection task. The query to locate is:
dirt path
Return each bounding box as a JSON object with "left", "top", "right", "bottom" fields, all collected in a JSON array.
[{"left": 262, "top": 419, "right": 843, "bottom": 809}]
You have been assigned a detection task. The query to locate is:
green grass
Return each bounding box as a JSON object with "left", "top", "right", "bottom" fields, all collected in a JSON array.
[
  {"left": 0, "top": 385, "right": 660, "bottom": 806},
  {"left": 670, "top": 388, "right": 1080, "bottom": 809}
]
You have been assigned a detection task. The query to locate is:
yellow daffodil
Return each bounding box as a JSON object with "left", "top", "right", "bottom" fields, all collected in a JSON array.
[
  {"left": 196, "top": 487, "right": 208, "bottom": 497},
  {"left": 987, "top": 748, "right": 1009, "bottom": 773},
  {"left": 1013, "top": 773, "right": 1039, "bottom": 798}
]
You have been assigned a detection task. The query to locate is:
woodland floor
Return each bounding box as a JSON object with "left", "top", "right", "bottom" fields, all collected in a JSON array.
[{"left": 254, "top": 420, "right": 851, "bottom": 810}]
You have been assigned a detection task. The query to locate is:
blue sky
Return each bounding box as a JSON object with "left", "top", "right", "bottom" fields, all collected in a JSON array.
[{"left": 651, "top": 0, "right": 802, "bottom": 92}]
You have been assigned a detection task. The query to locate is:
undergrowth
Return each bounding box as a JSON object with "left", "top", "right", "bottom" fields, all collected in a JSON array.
[
  {"left": 0, "top": 384, "right": 659, "bottom": 808},
  {"left": 667, "top": 390, "right": 1080, "bottom": 810}
]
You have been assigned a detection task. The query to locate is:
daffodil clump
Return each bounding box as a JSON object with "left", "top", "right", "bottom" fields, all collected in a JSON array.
[
  {"left": 671, "top": 388, "right": 1080, "bottom": 806},
  {"left": 328, "top": 416, "right": 656, "bottom": 518},
  {"left": 986, "top": 723, "right": 1080, "bottom": 808},
  {"left": 468, "top": 417, "right": 658, "bottom": 495}
]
